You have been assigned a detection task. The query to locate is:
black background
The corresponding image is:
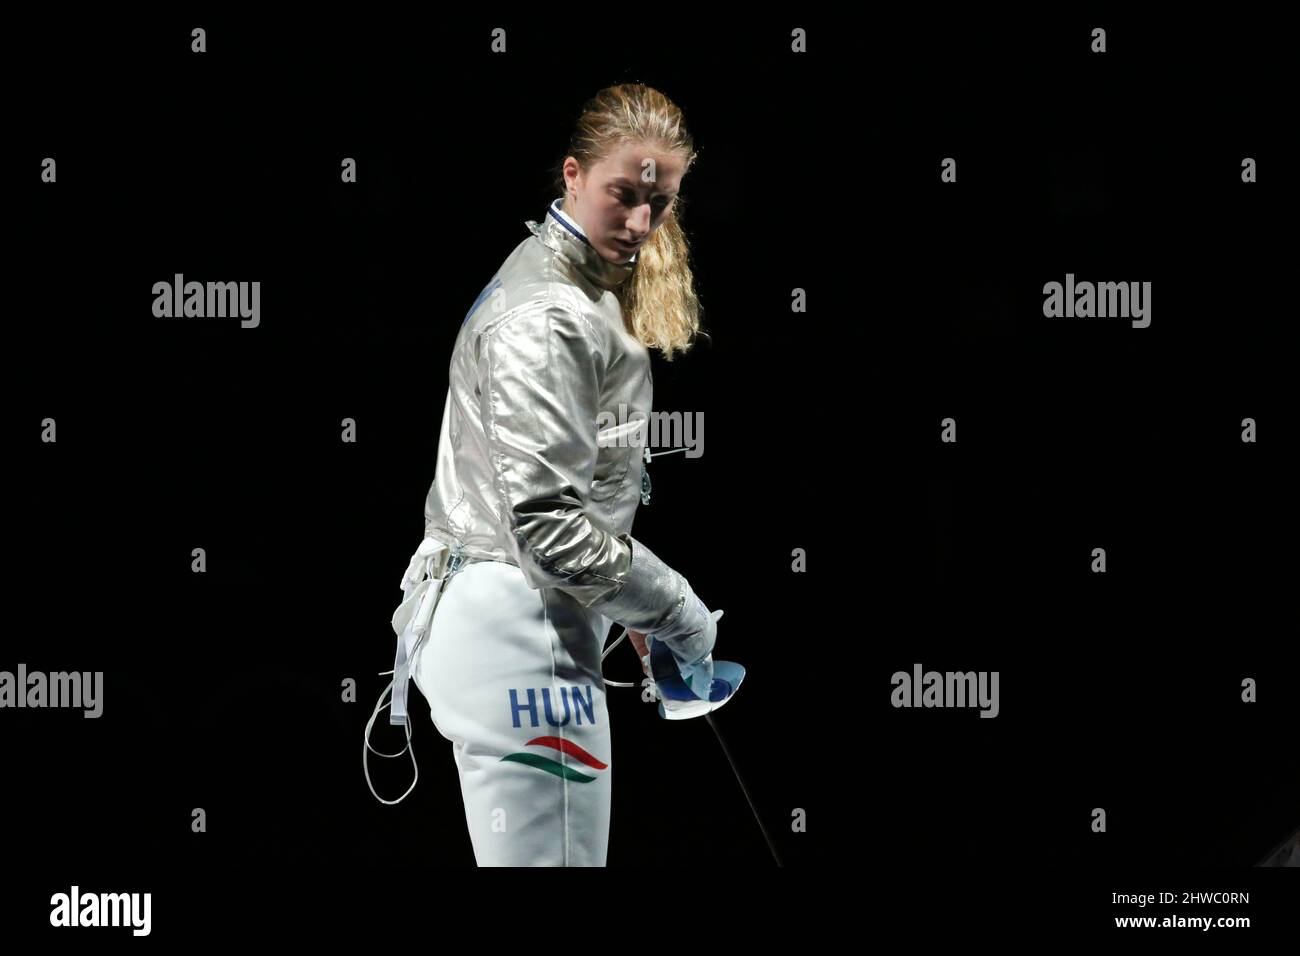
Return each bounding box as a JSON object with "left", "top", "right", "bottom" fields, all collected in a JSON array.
[{"left": 5, "top": 7, "right": 1295, "bottom": 942}]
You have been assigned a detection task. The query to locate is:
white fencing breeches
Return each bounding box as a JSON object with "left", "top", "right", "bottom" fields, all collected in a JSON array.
[{"left": 410, "top": 558, "right": 614, "bottom": 866}]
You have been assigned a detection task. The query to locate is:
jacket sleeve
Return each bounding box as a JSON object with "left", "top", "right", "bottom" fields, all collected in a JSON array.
[{"left": 476, "top": 300, "right": 695, "bottom": 635}]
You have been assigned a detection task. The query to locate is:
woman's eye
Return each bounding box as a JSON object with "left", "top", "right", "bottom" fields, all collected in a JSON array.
[{"left": 618, "top": 191, "right": 669, "bottom": 210}]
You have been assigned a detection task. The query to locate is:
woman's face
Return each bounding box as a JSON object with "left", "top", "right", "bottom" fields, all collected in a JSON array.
[{"left": 563, "top": 143, "right": 686, "bottom": 263}]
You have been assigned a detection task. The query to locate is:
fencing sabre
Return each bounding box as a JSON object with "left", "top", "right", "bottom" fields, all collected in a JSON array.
[{"left": 601, "top": 623, "right": 783, "bottom": 866}]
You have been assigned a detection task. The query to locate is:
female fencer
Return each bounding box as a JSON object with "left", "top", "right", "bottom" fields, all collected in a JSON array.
[{"left": 365, "top": 82, "right": 743, "bottom": 866}]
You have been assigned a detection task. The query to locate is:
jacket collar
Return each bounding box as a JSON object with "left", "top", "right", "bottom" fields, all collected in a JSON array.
[{"left": 526, "top": 197, "right": 637, "bottom": 292}]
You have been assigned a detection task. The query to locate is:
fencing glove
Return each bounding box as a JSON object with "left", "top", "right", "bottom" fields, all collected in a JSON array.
[{"left": 644, "top": 606, "right": 746, "bottom": 720}]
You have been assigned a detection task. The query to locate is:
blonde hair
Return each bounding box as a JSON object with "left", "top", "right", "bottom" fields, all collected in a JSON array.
[{"left": 553, "top": 83, "right": 706, "bottom": 362}]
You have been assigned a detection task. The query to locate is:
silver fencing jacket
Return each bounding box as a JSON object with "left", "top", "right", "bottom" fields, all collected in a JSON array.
[
  {"left": 368, "top": 199, "right": 709, "bottom": 799},
  {"left": 422, "top": 197, "right": 697, "bottom": 644}
]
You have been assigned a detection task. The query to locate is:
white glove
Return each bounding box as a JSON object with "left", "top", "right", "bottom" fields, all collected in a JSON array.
[{"left": 647, "top": 592, "right": 722, "bottom": 700}]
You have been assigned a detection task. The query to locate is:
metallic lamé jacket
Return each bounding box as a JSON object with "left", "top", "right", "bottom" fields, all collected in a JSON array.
[{"left": 421, "top": 197, "right": 694, "bottom": 636}]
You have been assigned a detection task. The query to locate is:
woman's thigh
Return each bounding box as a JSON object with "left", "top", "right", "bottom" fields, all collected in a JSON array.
[{"left": 411, "top": 560, "right": 614, "bottom": 865}]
